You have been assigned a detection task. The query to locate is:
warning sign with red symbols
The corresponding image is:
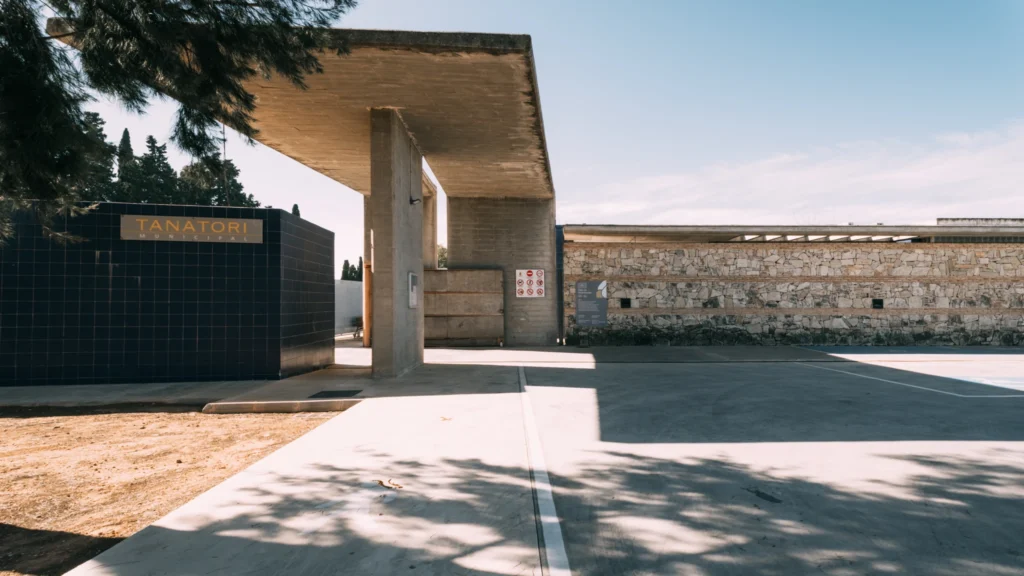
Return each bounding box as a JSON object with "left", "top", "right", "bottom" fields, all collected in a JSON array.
[{"left": 515, "top": 269, "right": 545, "bottom": 298}]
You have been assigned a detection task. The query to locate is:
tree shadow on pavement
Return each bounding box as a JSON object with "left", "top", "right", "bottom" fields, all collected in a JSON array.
[
  {"left": 550, "top": 449, "right": 1024, "bottom": 575},
  {"left": 55, "top": 447, "right": 1024, "bottom": 576}
]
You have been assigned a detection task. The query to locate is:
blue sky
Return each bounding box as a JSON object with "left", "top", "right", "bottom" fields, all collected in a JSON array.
[{"left": 87, "top": 0, "right": 1024, "bottom": 265}]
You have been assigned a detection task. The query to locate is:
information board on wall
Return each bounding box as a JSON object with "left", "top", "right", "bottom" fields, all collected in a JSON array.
[
  {"left": 409, "top": 273, "right": 419, "bottom": 308},
  {"left": 575, "top": 280, "right": 608, "bottom": 327},
  {"left": 515, "top": 269, "right": 546, "bottom": 298}
]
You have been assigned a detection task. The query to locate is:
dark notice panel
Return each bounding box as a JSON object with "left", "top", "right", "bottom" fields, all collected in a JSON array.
[{"left": 0, "top": 203, "right": 334, "bottom": 386}]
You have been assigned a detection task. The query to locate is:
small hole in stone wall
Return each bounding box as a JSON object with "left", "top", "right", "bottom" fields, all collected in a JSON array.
[
  {"left": 872, "top": 298, "right": 884, "bottom": 309},
  {"left": 620, "top": 298, "right": 632, "bottom": 309}
]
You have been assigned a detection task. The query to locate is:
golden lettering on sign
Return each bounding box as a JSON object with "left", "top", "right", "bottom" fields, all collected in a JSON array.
[{"left": 120, "top": 215, "right": 263, "bottom": 244}]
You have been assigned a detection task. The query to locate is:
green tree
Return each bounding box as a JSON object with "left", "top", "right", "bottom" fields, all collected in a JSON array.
[
  {"left": 0, "top": 1, "right": 98, "bottom": 241},
  {"left": 437, "top": 244, "right": 448, "bottom": 268},
  {"left": 341, "top": 259, "right": 351, "bottom": 280},
  {"left": 356, "top": 256, "right": 363, "bottom": 281},
  {"left": 178, "top": 154, "right": 258, "bottom": 207},
  {"left": 78, "top": 112, "right": 117, "bottom": 201},
  {"left": 0, "top": 0, "right": 356, "bottom": 241},
  {"left": 122, "top": 136, "right": 178, "bottom": 204},
  {"left": 292, "top": 204, "right": 301, "bottom": 217},
  {"left": 116, "top": 128, "right": 134, "bottom": 176}
]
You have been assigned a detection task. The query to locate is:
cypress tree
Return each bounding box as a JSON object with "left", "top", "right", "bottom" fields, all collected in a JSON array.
[{"left": 116, "top": 128, "right": 134, "bottom": 176}]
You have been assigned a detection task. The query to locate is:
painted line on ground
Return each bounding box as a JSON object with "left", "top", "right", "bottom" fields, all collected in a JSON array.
[
  {"left": 796, "top": 362, "right": 1024, "bottom": 398},
  {"left": 518, "top": 366, "right": 572, "bottom": 576}
]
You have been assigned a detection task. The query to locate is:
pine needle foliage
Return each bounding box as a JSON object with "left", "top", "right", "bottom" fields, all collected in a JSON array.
[{"left": 0, "top": 0, "right": 356, "bottom": 241}]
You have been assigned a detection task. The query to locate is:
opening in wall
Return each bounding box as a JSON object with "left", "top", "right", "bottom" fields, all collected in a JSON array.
[
  {"left": 872, "top": 298, "right": 884, "bottom": 309},
  {"left": 620, "top": 298, "right": 632, "bottom": 309}
]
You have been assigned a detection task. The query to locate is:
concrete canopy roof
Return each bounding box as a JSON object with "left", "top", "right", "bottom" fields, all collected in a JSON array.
[
  {"left": 563, "top": 224, "right": 1024, "bottom": 243},
  {"left": 246, "top": 29, "right": 554, "bottom": 199}
]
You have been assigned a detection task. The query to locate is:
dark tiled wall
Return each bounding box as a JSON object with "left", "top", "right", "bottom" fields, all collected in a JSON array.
[
  {"left": 0, "top": 203, "right": 334, "bottom": 386},
  {"left": 279, "top": 212, "right": 335, "bottom": 377}
]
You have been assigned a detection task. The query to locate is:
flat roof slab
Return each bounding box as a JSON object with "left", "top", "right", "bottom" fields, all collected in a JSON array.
[
  {"left": 247, "top": 29, "right": 554, "bottom": 199},
  {"left": 563, "top": 224, "right": 1024, "bottom": 243}
]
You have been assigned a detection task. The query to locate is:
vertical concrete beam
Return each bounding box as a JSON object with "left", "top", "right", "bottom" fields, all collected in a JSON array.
[
  {"left": 362, "top": 195, "right": 372, "bottom": 348},
  {"left": 369, "top": 109, "right": 424, "bottom": 377},
  {"left": 422, "top": 193, "right": 438, "bottom": 269},
  {"left": 363, "top": 195, "right": 372, "bottom": 268},
  {"left": 447, "top": 197, "right": 557, "bottom": 346}
]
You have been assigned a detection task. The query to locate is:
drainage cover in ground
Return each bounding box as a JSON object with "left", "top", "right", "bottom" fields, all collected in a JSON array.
[{"left": 308, "top": 390, "right": 362, "bottom": 399}]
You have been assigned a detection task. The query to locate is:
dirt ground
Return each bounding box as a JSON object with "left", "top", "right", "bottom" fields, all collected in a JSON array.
[{"left": 0, "top": 407, "right": 337, "bottom": 576}]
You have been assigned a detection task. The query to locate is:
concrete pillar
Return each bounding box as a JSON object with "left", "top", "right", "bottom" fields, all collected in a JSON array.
[
  {"left": 369, "top": 109, "right": 424, "bottom": 377},
  {"left": 363, "top": 195, "right": 372, "bottom": 268},
  {"left": 447, "top": 197, "right": 557, "bottom": 346},
  {"left": 422, "top": 192, "right": 437, "bottom": 269},
  {"left": 362, "top": 195, "right": 372, "bottom": 348}
]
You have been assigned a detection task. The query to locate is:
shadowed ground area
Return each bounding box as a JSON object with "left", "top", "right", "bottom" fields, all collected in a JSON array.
[
  {"left": 524, "top": 352, "right": 1024, "bottom": 575},
  {"left": 23, "top": 346, "right": 1024, "bottom": 575}
]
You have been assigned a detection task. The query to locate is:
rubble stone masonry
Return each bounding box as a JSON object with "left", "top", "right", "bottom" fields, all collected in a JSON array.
[{"left": 563, "top": 243, "right": 1024, "bottom": 346}]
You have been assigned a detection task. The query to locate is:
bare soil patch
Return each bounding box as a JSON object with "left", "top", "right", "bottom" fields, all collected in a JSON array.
[{"left": 0, "top": 407, "right": 336, "bottom": 576}]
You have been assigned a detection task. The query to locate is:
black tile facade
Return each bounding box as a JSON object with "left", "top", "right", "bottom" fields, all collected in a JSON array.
[
  {"left": 279, "top": 211, "right": 336, "bottom": 377},
  {"left": 0, "top": 203, "right": 334, "bottom": 386}
]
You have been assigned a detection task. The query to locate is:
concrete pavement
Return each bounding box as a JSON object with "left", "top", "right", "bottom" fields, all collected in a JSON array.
[
  {"left": 524, "top": 356, "right": 1024, "bottom": 575},
  {"left": 0, "top": 380, "right": 266, "bottom": 409},
  {"left": 66, "top": 363, "right": 542, "bottom": 576},
  {"left": 49, "top": 346, "right": 1024, "bottom": 575}
]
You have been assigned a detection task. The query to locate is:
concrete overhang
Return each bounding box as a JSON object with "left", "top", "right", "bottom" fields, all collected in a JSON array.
[
  {"left": 49, "top": 23, "right": 554, "bottom": 200},
  {"left": 245, "top": 29, "right": 554, "bottom": 199},
  {"left": 563, "top": 224, "right": 1024, "bottom": 243}
]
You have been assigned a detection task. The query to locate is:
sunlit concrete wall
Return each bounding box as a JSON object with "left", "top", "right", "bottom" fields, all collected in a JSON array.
[
  {"left": 369, "top": 109, "right": 424, "bottom": 376},
  {"left": 448, "top": 198, "right": 557, "bottom": 346}
]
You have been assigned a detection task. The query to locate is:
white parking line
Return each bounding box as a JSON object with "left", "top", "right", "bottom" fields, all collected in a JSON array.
[
  {"left": 797, "top": 362, "right": 1024, "bottom": 398},
  {"left": 519, "top": 366, "right": 572, "bottom": 576}
]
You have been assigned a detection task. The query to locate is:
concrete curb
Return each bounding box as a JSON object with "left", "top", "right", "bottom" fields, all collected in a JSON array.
[{"left": 201, "top": 399, "right": 362, "bottom": 414}]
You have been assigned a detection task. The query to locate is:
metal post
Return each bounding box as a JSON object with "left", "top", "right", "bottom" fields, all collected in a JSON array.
[{"left": 362, "top": 263, "right": 372, "bottom": 348}]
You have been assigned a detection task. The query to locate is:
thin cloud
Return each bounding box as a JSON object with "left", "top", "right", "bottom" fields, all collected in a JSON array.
[{"left": 559, "top": 121, "right": 1024, "bottom": 226}]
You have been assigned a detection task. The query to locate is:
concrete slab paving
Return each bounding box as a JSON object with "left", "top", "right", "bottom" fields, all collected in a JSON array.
[
  {"left": 805, "top": 345, "right": 1024, "bottom": 392},
  {"left": 44, "top": 346, "right": 1024, "bottom": 575},
  {"left": 425, "top": 345, "right": 842, "bottom": 367},
  {"left": 0, "top": 380, "right": 267, "bottom": 409},
  {"left": 524, "top": 358, "right": 1024, "bottom": 575},
  {"left": 202, "top": 367, "right": 372, "bottom": 413},
  {"left": 66, "top": 363, "right": 542, "bottom": 576}
]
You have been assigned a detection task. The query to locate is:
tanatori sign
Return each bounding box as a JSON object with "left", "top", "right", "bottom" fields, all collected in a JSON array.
[{"left": 120, "top": 215, "right": 263, "bottom": 244}]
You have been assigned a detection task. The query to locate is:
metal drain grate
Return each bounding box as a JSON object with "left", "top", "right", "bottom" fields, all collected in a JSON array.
[{"left": 308, "top": 390, "right": 362, "bottom": 399}]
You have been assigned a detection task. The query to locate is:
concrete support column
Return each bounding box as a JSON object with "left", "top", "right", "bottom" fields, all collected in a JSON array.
[
  {"left": 363, "top": 195, "right": 372, "bottom": 268},
  {"left": 447, "top": 197, "right": 557, "bottom": 346},
  {"left": 362, "top": 195, "right": 372, "bottom": 348},
  {"left": 369, "top": 109, "right": 424, "bottom": 377},
  {"left": 422, "top": 192, "right": 437, "bottom": 269}
]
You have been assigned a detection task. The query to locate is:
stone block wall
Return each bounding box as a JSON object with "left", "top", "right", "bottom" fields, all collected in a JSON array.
[{"left": 563, "top": 243, "right": 1024, "bottom": 346}]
